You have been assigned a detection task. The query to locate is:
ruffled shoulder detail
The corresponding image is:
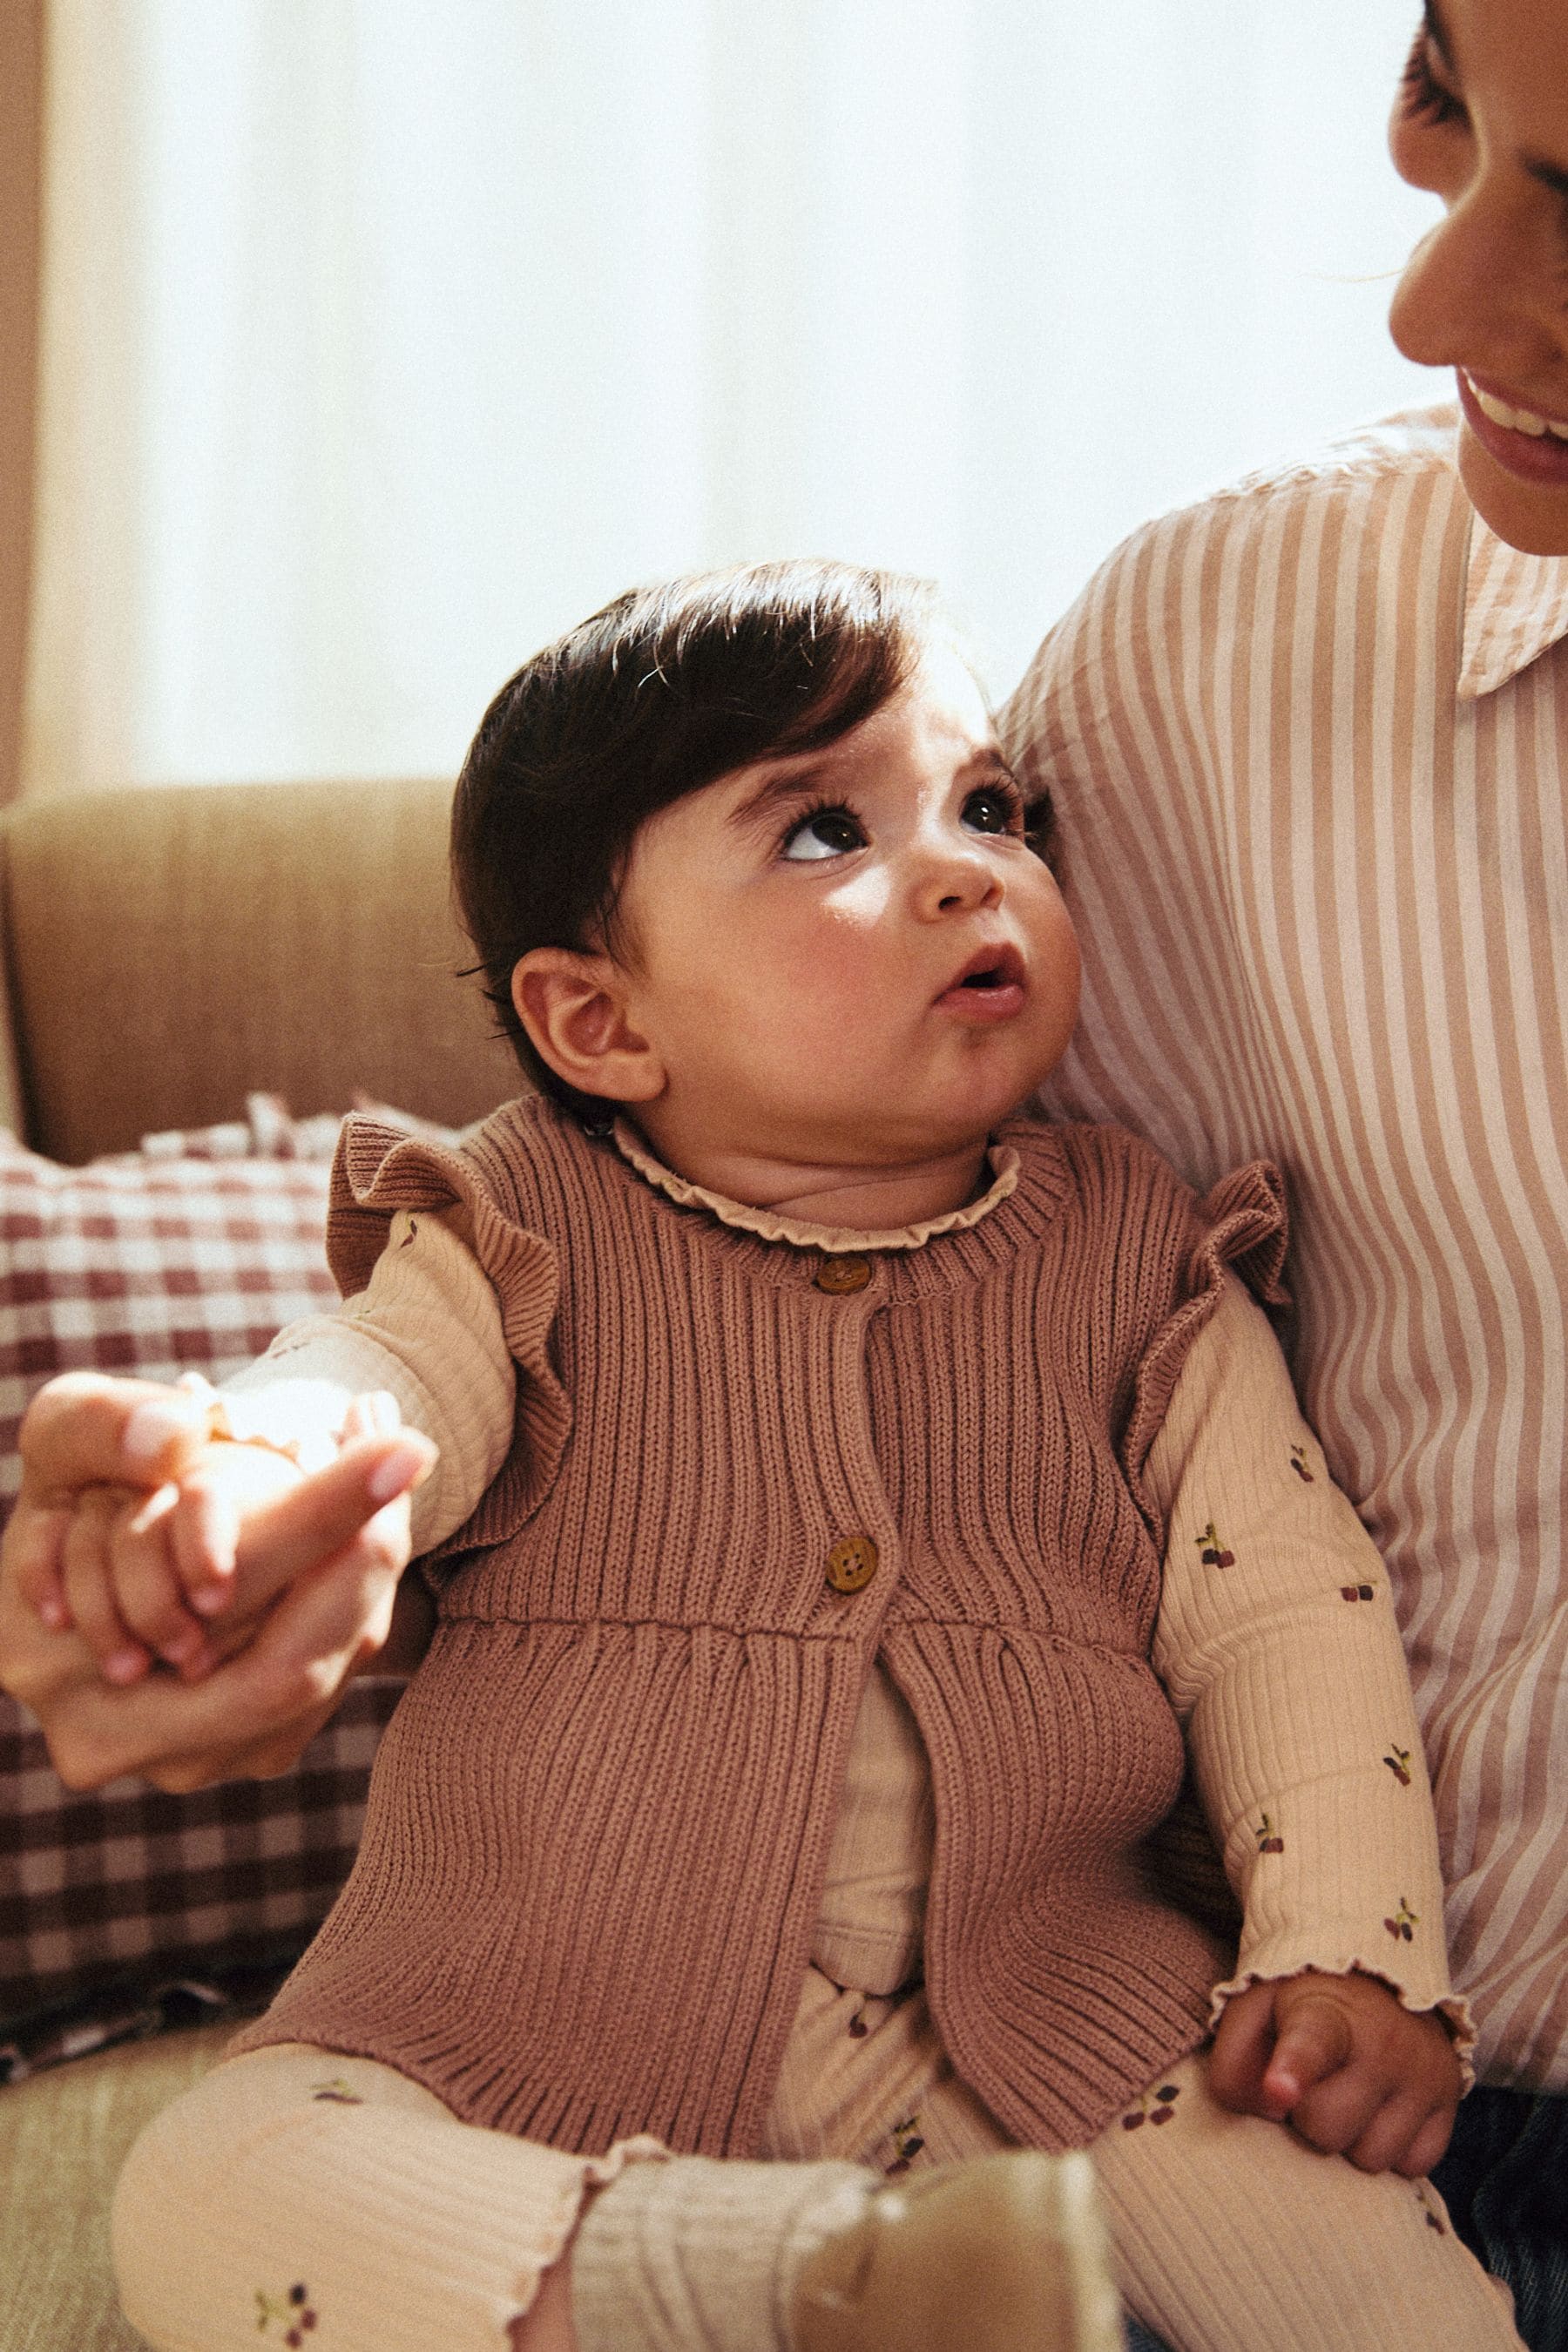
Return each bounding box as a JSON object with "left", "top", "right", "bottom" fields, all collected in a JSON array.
[
  {"left": 328, "top": 1113, "right": 572, "bottom": 1539},
  {"left": 1120, "top": 1156, "right": 1290, "bottom": 1538}
]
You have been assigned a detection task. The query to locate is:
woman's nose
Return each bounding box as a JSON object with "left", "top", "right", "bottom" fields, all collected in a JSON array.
[{"left": 1389, "top": 181, "right": 1563, "bottom": 379}]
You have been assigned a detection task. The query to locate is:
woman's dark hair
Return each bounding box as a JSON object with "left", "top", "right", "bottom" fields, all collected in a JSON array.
[{"left": 451, "top": 558, "right": 942, "bottom": 1112}]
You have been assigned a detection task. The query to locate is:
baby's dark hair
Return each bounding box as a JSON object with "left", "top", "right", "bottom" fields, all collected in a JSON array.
[{"left": 451, "top": 558, "right": 943, "bottom": 1112}]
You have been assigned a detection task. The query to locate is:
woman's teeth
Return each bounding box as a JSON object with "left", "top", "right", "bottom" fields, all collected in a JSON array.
[{"left": 1468, "top": 375, "right": 1568, "bottom": 440}]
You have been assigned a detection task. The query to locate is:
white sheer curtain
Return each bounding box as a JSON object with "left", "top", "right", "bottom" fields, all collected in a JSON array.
[{"left": 23, "top": 0, "right": 1442, "bottom": 794}]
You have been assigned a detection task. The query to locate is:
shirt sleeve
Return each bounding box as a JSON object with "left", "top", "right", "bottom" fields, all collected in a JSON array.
[
  {"left": 219, "top": 1207, "right": 514, "bottom": 1554},
  {"left": 1145, "top": 1272, "right": 1474, "bottom": 2072}
]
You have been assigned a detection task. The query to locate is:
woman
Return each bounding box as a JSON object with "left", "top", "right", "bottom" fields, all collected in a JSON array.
[{"left": 1000, "top": 3, "right": 1568, "bottom": 2345}]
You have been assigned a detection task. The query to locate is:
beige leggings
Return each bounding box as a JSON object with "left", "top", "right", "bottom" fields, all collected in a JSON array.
[{"left": 113, "top": 1973, "right": 1522, "bottom": 2352}]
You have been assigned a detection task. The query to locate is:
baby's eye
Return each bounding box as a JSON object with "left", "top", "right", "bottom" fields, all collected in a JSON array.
[
  {"left": 962, "top": 786, "right": 1023, "bottom": 836},
  {"left": 780, "top": 807, "right": 866, "bottom": 861}
]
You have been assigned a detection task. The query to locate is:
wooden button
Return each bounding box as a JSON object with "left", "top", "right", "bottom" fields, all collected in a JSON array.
[
  {"left": 816, "top": 1254, "right": 871, "bottom": 1294},
  {"left": 825, "top": 1535, "right": 879, "bottom": 1594}
]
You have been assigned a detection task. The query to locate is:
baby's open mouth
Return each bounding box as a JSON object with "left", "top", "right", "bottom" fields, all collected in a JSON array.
[
  {"left": 936, "top": 944, "right": 1026, "bottom": 1012},
  {"left": 943, "top": 944, "right": 1025, "bottom": 996}
]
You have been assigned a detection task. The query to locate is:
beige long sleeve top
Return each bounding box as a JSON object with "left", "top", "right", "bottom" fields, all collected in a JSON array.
[{"left": 222, "top": 1124, "right": 1470, "bottom": 2064}]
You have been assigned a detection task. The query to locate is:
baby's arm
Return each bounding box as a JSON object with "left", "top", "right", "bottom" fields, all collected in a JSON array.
[{"left": 1146, "top": 1273, "right": 1465, "bottom": 2175}]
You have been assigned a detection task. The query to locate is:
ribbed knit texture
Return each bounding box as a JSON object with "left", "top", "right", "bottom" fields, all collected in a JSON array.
[
  {"left": 571, "top": 2153, "right": 868, "bottom": 2352},
  {"left": 232, "top": 1096, "right": 1286, "bottom": 2153}
]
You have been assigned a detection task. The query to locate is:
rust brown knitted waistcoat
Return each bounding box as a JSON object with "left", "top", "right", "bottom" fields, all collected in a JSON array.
[{"left": 232, "top": 1097, "right": 1287, "bottom": 2157}]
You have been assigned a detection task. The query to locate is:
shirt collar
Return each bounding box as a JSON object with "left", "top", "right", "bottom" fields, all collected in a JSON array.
[
  {"left": 609, "top": 1117, "right": 1020, "bottom": 1252},
  {"left": 1458, "top": 505, "right": 1568, "bottom": 700}
]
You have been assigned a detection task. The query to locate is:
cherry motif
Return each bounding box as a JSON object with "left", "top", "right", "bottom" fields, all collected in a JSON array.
[
  {"left": 1383, "top": 1898, "right": 1418, "bottom": 1943},
  {"left": 1341, "top": 1583, "right": 1375, "bottom": 1603},
  {"left": 1289, "top": 1445, "right": 1315, "bottom": 1483},
  {"left": 254, "top": 2284, "right": 319, "bottom": 2344},
  {"left": 1196, "top": 1521, "right": 1235, "bottom": 1570},
  {"left": 1122, "top": 2083, "right": 1180, "bottom": 2130},
  {"left": 1383, "top": 1747, "right": 1413, "bottom": 1787},
  {"left": 1254, "top": 1813, "right": 1285, "bottom": 1855}
]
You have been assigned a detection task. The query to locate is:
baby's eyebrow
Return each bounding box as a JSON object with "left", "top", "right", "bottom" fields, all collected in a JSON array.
[{"left": 727, "top": 761, "right": 834, "bottom": 832}]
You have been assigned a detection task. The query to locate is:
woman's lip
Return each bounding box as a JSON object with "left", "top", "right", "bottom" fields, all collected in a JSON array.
[{"left": 1458, "top": 370, "right": 1568, "bottom": 488}]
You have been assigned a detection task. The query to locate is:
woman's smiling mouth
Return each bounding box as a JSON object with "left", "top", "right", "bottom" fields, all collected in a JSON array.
[{"left": 1460, "top": 371, "right": 1568, "bottom": 486}]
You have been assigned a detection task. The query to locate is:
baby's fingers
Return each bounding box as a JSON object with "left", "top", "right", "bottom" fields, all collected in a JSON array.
[
  {"left": 1341, "top": 2088, "right": 1455, "bottom": 2178},
  {"left": 1207, "top": 1980, "right": 1284, "bottom": 2115},
  {"left": 1261, "top": 1992, "right": 1355, "bottom": 2111},
  {"left": 112, "top": 1486, "right": 218, "bottom": 1677}
]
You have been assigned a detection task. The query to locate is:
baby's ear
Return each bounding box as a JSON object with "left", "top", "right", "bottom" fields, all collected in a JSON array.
[{"left": 510, "top": 948, "right": 665, "bottom": 1105}]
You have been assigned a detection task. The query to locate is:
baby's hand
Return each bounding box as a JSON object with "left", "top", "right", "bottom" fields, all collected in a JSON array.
[{"left": 1207, "top": 1968, "right": 1461, "bottom": 2177}]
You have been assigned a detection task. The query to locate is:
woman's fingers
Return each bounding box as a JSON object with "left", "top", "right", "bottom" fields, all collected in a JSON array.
[
  {"left": 226, "top": 1433, "right": 435, "bottom": 1617},
  {"left": 10, "top": 1497, "right": 77, "bottom": 1627},
  {"left": 20, "top": 1373, "right": 217, "bottom": 1501},
  {"left": 59, "top": 1487, "right": 152, "bottom": 1685}
]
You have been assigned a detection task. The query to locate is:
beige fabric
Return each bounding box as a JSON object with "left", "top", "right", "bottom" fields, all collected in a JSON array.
[
  {"left": 109, "top": 2010, "right": 1520, "bottom": 2352},
  {"left": 112, "top": 2042, "right": 667, "bottom": 2352},
  {"left": 0, "top": 779, "right": 516, "bottom": 1162},
  {"left": 227, "top": 1154, "right": 1465, "bottom": 2056},
  {"left": 226, "top": 1206, "right": 515, "bottom": 1555},
  {"left": 1001, "top": 402, "right": 1568, "bottom": 2088},
  {"left": 0, "top": 2018, "right": 232, "bottom": 2352}
]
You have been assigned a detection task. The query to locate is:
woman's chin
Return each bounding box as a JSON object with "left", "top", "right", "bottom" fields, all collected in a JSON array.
[{"left": 1458, "top": 420, "right": 1568, "bottom": 558}]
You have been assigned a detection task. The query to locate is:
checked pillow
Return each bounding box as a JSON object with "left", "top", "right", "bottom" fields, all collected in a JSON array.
[{"left": 0, "top": 1098, "right": 414, "bottom": 2077}]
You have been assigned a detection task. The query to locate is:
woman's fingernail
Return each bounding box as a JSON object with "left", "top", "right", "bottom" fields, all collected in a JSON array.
[
  {"left": 123, "top": 1402, "right": 198, "bottom": 1468},
  {"left": 367, "top": 1440, "right": 427, "bottom": 1505},
  {"left": 38, "top": 1594, "right": 69, "bottom": 1629},
  {"left": 190, "top": 1583, "right": 231, "bottom": 1617},
  {"left": 104, "top": 1646, "right": 148, "bottom": 1685}
]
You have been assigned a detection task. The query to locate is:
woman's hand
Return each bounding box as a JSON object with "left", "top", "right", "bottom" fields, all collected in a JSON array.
[
  {"left": 1208, "top": 1967, "right": 1462, "bottom": 2177},
  {"left": 0, "top": 1372, "right": 435, "bottom": 1790}
]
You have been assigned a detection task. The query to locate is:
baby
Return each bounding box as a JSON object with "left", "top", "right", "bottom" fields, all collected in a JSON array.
[{"left": 3, "top": 563, "right": 1522, "bottom": 2352}]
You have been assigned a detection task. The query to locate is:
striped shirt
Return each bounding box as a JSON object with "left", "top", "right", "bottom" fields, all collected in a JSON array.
[{"left": 1002, "top": 404, "right": 1568, "bottom": 2091}]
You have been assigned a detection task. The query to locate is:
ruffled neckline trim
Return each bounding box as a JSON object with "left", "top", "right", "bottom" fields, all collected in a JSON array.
[{"left": 609, "top": 1119, "right": 1020, "bottom": 1252}]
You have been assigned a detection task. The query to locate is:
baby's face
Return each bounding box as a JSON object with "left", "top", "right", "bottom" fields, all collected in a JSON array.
[{"left": 608, "top": 644, "right": 1080, "bottom": 1175}]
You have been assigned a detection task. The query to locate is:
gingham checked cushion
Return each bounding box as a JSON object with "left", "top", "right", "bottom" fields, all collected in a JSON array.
[{"left": 0, "top": 1098, "right": 417, "bottom": 2073}]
